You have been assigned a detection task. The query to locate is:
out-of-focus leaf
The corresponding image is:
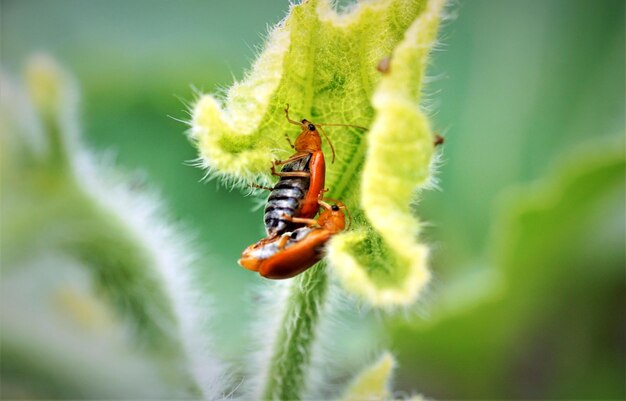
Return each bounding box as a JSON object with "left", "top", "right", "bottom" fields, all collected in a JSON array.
[
  {"left": 340, "top": 352, "right": 395, "bottom": 401},
  {"left": 392, "top": 139, "right": 625, "bottom": 399},
  {"left": 0, "top": 257, "right": 180, "bottom": 398},
  {"left": 1, "top": 56, "right": 229, "bottom": 399}
]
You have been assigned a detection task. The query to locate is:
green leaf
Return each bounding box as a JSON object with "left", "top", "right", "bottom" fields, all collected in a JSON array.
[
  {"left": 392, "top": 138, "right": 625, "bottom": 398},
  {"left": 190, "top": 0, "right": 444, "bottom": 307},
  {"left": 340, "top": 352, "right": 395, "bottom": 401},
  {"left": 0, "top": 258, "right": 180, "bottom": 398},
  {"left": 1, "top": 56, "right": 228, "bottom": 398},
  {"left": 340, "top": 351, "right": 429, "bottom": 401}
]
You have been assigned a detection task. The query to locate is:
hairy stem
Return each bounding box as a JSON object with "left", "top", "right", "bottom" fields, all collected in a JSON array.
[{"left": 262, "top": 262, "right": 328, "bottom": 400}]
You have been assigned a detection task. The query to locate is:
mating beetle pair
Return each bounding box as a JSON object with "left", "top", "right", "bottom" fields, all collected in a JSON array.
[
  {"left": 239, "top": 199, "right": 349, "bottom": 279},
  {"left": 237, "top": 106, "right": 444, "bottom": 279},
  {"left": 238, "top": 106, "right": 361, "bottom": 279}
]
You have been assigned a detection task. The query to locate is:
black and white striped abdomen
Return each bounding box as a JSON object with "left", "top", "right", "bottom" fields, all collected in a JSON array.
[{"left": 264, "top": 155, "right": 311, "bottom": 236}]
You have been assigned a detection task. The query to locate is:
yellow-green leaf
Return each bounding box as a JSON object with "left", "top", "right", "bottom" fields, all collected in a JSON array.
[
  {"left": 190, "top": 0, "right": 445, "bottom": 307},
  {"left": 340, "top": 352, "right": 396, "bottom": 401}
]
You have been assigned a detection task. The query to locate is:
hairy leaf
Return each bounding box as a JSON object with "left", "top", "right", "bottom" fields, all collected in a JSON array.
[{"left": 190, "top": 0, "right": 444, "bottom": 307}]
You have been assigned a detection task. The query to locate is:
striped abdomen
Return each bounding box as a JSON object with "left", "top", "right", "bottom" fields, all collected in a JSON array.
[{"left": 264, "top": 154, "right": 312, "bottom": 237}]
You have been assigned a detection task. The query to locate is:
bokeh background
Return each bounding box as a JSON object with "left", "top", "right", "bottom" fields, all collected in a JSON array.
[{"left": 2, "top": 0, "right": 624, "bottom": 399}]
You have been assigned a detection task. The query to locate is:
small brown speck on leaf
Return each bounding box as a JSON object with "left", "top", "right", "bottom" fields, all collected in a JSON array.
[{"left": 376, "top": 57, "right": 391, "bottom": 74}]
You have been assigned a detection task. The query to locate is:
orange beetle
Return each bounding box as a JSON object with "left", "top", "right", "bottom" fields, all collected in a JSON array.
[
  {"left": 259, "top": 105, "right": 365, "bottom": 238},
  {"left": 238, "top": 200, "right": 349, "bottom": 279}
]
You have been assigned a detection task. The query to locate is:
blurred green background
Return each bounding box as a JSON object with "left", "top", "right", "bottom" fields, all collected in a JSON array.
[{"left": 2, "top": 0, "right": 624, "bottom": 399}]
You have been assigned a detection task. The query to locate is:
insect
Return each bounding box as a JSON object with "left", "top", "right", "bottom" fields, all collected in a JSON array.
[
  {"left": 259, "top": 105, "right": 365, "bottom": 238},
  {"left": 239, "top": 200, "right": 349, "bottom": 279}
]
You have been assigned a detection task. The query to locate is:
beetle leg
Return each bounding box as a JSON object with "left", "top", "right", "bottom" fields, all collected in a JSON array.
[
  {"left": 270, "top": 153, "right": 310, "bottom": 177},
  {"left": 282, "top": 214, "right": 320, "bottom": 227},
  {"left": 271, "top": 170, "right": 311, "bottom": 178},
  {"left": 277, "top": 234, "right": 290, "bottom": 250},
  {"left": 272, "top": 152, "right": 309, "bottom": 168},
  {"left": 284, "top": 133, "right": 295, "bottom": 149},
  {"left": 284, "top": 104, "right": 302, "bottom": 126},
  {"left": 271, "top": 160, "right": 311, "bottom": 178}
]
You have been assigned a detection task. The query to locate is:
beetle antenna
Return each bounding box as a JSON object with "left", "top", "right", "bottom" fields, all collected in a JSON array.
[
  {"left": 318, "top": 199, "right": 332, "bottom": 210},
  {"left": 316, "top": 125, "right": 336, "bottom": 163},
  {"left": 343, "top": 203, "right": 352, "bottom": 230},
  {"left": 315, "top": 122, "right": 368, "bottom": 131}
]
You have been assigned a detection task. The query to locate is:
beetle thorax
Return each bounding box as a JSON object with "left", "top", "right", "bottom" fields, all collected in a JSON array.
[{"left": 294, "top": 127, "right": 322, "bottom": 153}]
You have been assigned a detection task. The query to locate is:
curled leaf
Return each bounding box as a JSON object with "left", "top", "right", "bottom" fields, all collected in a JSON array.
[{"left": 190, "top": 0, "right": 444, "bottom": 307}]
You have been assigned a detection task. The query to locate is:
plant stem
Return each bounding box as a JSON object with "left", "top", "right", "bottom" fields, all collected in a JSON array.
[{"left": 261, "top": 261, "right": 328, "bottom": 400}]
